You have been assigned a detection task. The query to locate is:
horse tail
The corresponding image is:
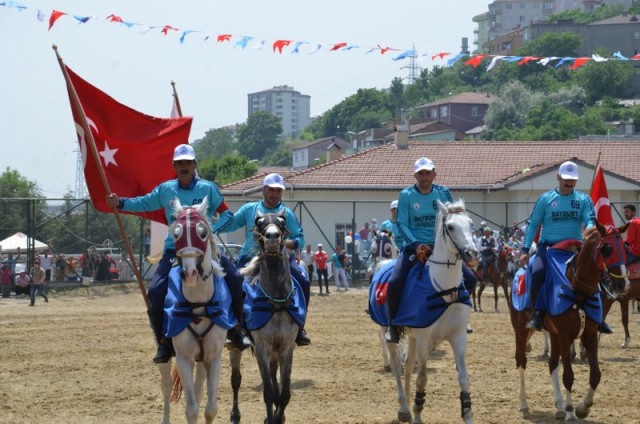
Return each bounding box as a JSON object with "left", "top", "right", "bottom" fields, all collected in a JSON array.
[{"left": 170, "top": 365, "right": 183, "bottom": 403}]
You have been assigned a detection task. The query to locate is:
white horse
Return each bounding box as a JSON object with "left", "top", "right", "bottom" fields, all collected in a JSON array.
[
  {"left": 158, "top": 197, "right": 227, "bottom": 424},
  {"left": 382, "top": 199, "right": 478, "bottom": 424}
]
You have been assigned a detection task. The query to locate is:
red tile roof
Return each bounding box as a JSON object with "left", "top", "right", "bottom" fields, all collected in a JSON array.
[
  {"left": 221, "top": 140, "right": 640, "bottom": 194},
  {"left": 416, "top": 92, "right": 494, "bottom": 109}
]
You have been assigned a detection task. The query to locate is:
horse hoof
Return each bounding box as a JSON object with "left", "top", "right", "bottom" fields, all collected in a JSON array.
[
  {"left": 398, "top": 411, "right": 412, "bottom": 422},
  {"left": 555, "top": 410, "right": 566, "bottom": 420},
  {"left": 383, "top": 365, "right": 391, "bottom": 372}
]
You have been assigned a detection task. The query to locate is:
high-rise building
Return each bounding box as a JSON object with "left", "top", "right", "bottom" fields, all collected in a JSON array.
[{"left": 247, "top": 85, "right": 311, "bottom": 138}]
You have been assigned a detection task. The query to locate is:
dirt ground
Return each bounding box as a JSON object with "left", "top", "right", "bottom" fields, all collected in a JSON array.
[{"left": 1, "top": 281, "right": 639, "bottom": 424}]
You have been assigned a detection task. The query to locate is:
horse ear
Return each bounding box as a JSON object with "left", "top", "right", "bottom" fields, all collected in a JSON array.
[
  {"left": 595, "top": 219, "right": 605, "bottom": 234},
  {"left": 196, "top": 196, "right": 209, "bottom": 216},
  {"left": 172, "top": 197, "right": 183, "bottom": 217},
  {"left": 436, "top": 200, "right": 447, "bottom": 216}
]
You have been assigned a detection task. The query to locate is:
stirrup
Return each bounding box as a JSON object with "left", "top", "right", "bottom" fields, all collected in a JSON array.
[
  {"left": 526, "top": 313, "right": 542, "bottom": 332},
  {"left": 598, "top": 320, "right": 613, "bottom": 334}
]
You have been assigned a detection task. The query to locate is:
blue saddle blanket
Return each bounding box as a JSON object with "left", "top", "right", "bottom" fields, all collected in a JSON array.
[
  {"left": 368, "top": 259, "right": 471, "bottom": 328},
  {"left": 511, "top": 257, "right": 535, "bottom": 312},
  {"left": 243, "top": 277, "right": 307, "bottom": 331},
  {"left": 164, "top": 266, "right": 237, "bottom": 338},
  {"left": 511, "top": 249, "right": 602, "bottom": 323}
]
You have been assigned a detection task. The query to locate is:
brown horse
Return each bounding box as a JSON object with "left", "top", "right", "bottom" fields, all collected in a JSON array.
[
  {"left": 476, "top": 244, "right": 513, "bottom": 312},
  {"left": 509, "top": 221, "right": 630, "bottom": 421},
  {"left": 602, "top": 262, "right": 640, "bottom": 348}
]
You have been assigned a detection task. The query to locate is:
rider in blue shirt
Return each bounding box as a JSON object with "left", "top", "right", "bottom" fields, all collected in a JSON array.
[
  {"left": 219, "top": 173, "right": 312, "bottom": 346},
  {"left": 105, "top": 144, "right": 252, "bottom": 363},
  {"left": 520, "top": 161, "right": 611, "bottom": 333},
  {"left": 384, "top": 157, "right": 477, "bottom": 343}
]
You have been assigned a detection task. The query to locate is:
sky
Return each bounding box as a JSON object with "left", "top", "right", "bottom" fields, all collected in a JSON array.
[{"left": 0, "top": 0, "right": 484, "bottom": 199}]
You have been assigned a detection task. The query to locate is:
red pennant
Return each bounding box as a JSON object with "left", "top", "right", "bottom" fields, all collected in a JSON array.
[
  {"left": 217, "top": 34, "right": 232, "bottom": 42},
  {"left": 61, "top": 66, "right": 193, "bottom": 224},
  {"left": 161, "top": 25, "right": 179, "bottom": 36},
  {"left": 518, "top": 56, "right": 541, "bottom": 66},
  {"left": 272, "top": 40, "right": 292, "bottom": 53},
  {"left": 432, "top": 52, "right": 450, "bottom": 60},
  {"left": 106, "top": 14, "right": 124, "bottom": 23},
  {"left": 48, "top": 10, "right": 67, "bottom": 31},
  {"left": 330, "top": 42, "right": 347, "bottom": 51},
  {"left": 464, "top": 54, "right": 488, "bottom": 68},
  {"left": 590, "top": 166, "right": 614, "bottom": 227},
  {"left": 569, "top": 57, "right": 590, "bottom": 70}
]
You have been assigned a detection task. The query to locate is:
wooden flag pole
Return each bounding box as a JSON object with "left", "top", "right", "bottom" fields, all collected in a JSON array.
[
  {"left": 171, "top": 80, "right": 183, "bottom": 117},
  {"left": 53, "top": 45, "right": 151, "bottom": 312}
]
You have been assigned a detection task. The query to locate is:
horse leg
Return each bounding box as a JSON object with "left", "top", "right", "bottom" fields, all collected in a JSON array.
[
  {"left": 449, "top": 333, "right": 473, "bottom": 424},
  {"left": 411, "top": 349, "right": 428, "bottom": 424},
  {"left": 493, "top": 282, "right": 499, "bottom": 313},
  {"left": 557, "top": 336, "right": 579, "bottom": 422},
  {"left": 576, "top": 327, "right": 601, "bottom": 419},
  {"left": 270, "top": 359, "right": 280, "bottom": 412},
  {"left": 477, "top": 283, "right": 485, "bottom": 312},
  {"left": 203, "top": 355, "right": 222, "bottom": 424},
  {"left": 194, "top": 362, "right": 205, "bottom": 405},
  {"left": 255, "top": 348, "right": 276, "bottom": 424},
  {"left": 274, "top": 350, "right": 294, "bottom": 424},
  {"left": 175, "top": 356, "right": 199, "bottom": 424},
  {"left": 620, "top": 299, "right": 631, "bottom": 348},
  {"left": 229, "top": 349, "right": 243, "bottom": 424},
  {"left": 157, "top": 362, "right": 172, "bottom": 424},
  {"left": 387, "top": 337, "right": 411, "bottom": 422},
  {"left": 547, "top": 334, "right": 566, "bottom": 420},
  {"left": 380, "top": 327, "right": 391, "bottom": 371},
  {"left": 501, "top": 280, "right": 510, "bottom": 311},
  {"left": 510, "top": 310, "right": 529, "bottom": 412}
]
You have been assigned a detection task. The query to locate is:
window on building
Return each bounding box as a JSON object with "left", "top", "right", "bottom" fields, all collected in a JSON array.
[
  {"left": 520, "top": 2, "right": 525, "bottom": 9},
  {"left": 440, "top": 105, "right": 448, "bottom": 118},
  {"left": 505, "top": 3, "right": 512, "bottom": 10},
  {"left": 519, "top": 16, "right": 525, "bottom": 23},
  {"left": 505, "top": 16, "right": 512, "bottom": 24},
  {"left": 471, "top": 106, "right": 480, "bottom": 117},
  {"left": 543, "top": 2, "right": 553, "bottom": 10},
  {"left": 533, "top": 2, "right": 540, "bottom": 9},
  {"left": 430, "top": 108, "right": 438, "bottom": 118},
  {"left": 635, "top": 32, "right": 640, "bottom": 40}
]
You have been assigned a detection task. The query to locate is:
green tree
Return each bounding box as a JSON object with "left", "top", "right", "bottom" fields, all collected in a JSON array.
[
  {"left": 574, "top": 60, "right": 634, "bottom": 104},
  {"left": 262, "top": 147, "right": 293, "bottom": 167},
  {"left": 193, "top": 127, "right": 236, "bottom": 161},
  {"left": 0, "top": 168, "right": 43, "bottom": 240},
  {"left": 484, "top": 81, "right": 543, "bottom": 134},
  {"left": 518, "top": 32, "right": 582, "bottom": 57},
  {"left": 236, "top": 111, "right": 283, "bottom": 160},
  {"left": 389, "top": 77, "right": 405, "bottom": 119},
  {"left": 198, "top": 155, "right": 258, "bottom": 185}
]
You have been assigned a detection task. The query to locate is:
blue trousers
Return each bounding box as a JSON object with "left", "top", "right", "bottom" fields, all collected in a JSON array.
[
  {"left": 237, "top": 254, "right": 311, "bottom": 309},
  {"left": 529, "top": 244, "right": 548, "bottom": 311},
  {"left": 148, "top": 250, "right": 245, "bottom": 336},
  {"left": 29, "top": 284, "right": 48, "bottom": 305}
]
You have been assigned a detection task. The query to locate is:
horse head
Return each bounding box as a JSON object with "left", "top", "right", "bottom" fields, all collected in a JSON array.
[
  {"left": 171, "top": 196, "right": 221, "bottom": 285},
  {"left": 592, "top": 220, "right": 630, "bottom": 298},
  {"left": 500, "top": 244, "right": 514, "bottom": 261},
  {"left": 254, "top": 211, "right": 288, "bottom": 257},
  {"left": 436, "top": 199, "right": 479, "bottom": 268}
]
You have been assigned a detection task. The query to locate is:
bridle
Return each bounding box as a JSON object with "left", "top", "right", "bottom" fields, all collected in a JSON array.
[
  {"left": 254, "top": 213, "right": 289, "bottom": 258},
  {"left": 428, "top": 208, "right": 471, "bottom": 269},
  {"left": 173, "top": 206, "right": 213, "bottom": 280}
]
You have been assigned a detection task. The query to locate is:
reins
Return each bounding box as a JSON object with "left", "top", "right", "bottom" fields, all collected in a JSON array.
[{"left": 428, "top": 209, "right": 467, "bottom": 268}]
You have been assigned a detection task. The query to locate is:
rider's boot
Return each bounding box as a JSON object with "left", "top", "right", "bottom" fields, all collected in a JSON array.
[
  {"left": 598, "top": 320, "right": 613, "bottom": 334},
  {"left": 385, "top": 325, "right": 400, "bottom": 343},
  {"left": 151, "top": 314, "right": 173, "bottom": 363},
  {"left": 296, "top": 327, "right": 311, "bottom": 346},
  {"left": 526, "top": 310, "right": 544, "bottom": 331},
  {"left": 227, "top": 323, "right": 253, "bottom": 351}
]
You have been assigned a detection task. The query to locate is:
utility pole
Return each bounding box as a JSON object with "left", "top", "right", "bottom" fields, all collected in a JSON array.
[
  {"left": 400, "top": 43, "right": 420, "bottom": 84},
  {"left": 74, "top": 147, "right": 86, "bottom": 199}
]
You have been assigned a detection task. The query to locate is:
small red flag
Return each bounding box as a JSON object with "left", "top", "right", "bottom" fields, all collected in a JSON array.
[
  {"left": 48, "top": 10, "right": 67, "bottom": 31},
  {"left": 62, "top": 66, "right": 193, "bottom": 224},
  {"left": 516, "top": 273, "right": 526, "bottom": 296},
  {"left": 590, "top": 166, "right": 614, "bottom": 226}
]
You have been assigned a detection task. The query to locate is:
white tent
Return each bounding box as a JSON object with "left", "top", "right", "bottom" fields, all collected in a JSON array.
[{"left": 0, "top": 232, "right": 50, "bottom": 254}]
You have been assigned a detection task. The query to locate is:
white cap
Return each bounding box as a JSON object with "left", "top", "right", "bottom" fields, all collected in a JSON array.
[
  {"left": 390, "top": 200, "right": 398, "bottom": 209},
  {"left": 173, "top": 144, "right": 196, "bottom": 161},
  {"left": 263, "top": 173, "right": 285, "bottom": 190},
  {"left": 413, "top": 157, "right": 435, "bottom": 173},
  {"left": 480, "top": 221, "right": 486, "bottom": 226},
  {"left": 317, "top": 243, "right": 323, "bottom": 247},
  {"left": 558, "top": 161, "right": 579, "bottom": 180}
]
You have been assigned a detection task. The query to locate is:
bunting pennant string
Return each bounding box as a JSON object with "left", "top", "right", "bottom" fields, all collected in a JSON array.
[{"left": 2, "top": 1, "right": 639, "bottom": 69}]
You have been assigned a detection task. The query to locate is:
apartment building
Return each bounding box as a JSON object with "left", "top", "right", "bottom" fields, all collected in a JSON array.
[{"left": 247, "top": 85, "right": 311, "bottom": 138}]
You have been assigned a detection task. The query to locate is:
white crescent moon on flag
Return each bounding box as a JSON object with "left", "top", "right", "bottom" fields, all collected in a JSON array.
[
  {"left": 75, "top": 118, "right": 118, "bottom": 168},
  {"left": 594, "top": 197, "right": 610, "bottom": 214}
]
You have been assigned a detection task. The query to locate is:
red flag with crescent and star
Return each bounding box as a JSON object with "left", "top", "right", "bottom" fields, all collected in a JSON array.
[
  {"left": 62, "top": 65, "right": 193, "bottom": 224},
  {"left": 590, "top": 165, "right": 614, "bottom": 227}
]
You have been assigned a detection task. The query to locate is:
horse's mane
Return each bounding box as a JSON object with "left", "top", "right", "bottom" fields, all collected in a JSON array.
[
  {"left": 240, "top": 256, "right": 260, "bottom": 281},
  {"left": 435, "top": 199, "right": 466, "bottom": 234}
]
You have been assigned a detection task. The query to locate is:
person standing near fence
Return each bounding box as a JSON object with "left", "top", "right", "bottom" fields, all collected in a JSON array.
[
  {"left": 300, "top": 244, "right": 315, "bottom": 285},
  {"left": 29, "top": 261, "right": 48, "bottom": 306},
  {"left": 313, "top": 243, "right": 329, "bottom": 294},
  {"left": 331, "top": 246, "right": 349, "bottom": 291}
]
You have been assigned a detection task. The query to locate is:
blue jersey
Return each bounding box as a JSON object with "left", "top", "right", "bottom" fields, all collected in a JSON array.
[
  {"left": 523, "top": 188, "right": 595, "bottom": 252},
  {"left": 120, "top": 178, "right": 233, "bottom": 252},
  {"left": 391, "top": 221, "right": 406, "bottom": 250},
  {"left": 396, "top": 184, "right": 453, "bottom": 247},
  {"left": 221, "top": 201, "right": 304, "bottom": 260}
]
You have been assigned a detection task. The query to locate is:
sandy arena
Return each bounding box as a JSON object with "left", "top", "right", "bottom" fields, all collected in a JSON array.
[{"left": 1, "top": 281, "right": 639, "bottom": 424}]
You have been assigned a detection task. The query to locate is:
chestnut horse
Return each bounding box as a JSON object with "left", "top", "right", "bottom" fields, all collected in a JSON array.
[
  {"left": 510, "top": 221, "right": 630, "bottom": 421},
  {"left": 602, "top": 261, "right": 640, "bottom": 348},
  {"left": 476, "top": 244, "right": 513, "bottom": 313}
]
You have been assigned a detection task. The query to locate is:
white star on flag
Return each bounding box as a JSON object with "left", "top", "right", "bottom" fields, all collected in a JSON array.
[{"left": 99, "top": 142, "right": 119, "bottom": 167}]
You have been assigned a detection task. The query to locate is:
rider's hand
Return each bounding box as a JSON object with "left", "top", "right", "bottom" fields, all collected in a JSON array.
[
  {"left": 518, "top": 253, "right": 529, "bottom": 268},
  {"left": 105, "top": 193, "right": 119, "bottom": 208}
]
